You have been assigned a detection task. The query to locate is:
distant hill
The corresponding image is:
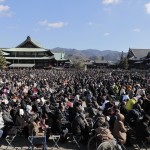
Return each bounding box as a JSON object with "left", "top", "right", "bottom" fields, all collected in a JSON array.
[{"left": 51, "top": 47, "right": 126, "bottom": 62}]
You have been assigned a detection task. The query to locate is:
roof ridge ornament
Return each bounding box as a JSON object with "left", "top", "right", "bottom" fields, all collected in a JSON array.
[{"left": 27, "top": 36, "right": 31, "bottom": 40}]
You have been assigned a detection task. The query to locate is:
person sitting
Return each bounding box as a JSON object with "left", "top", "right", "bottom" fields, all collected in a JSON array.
[
  {"left": 2, "top": 105, "right": 14, "bottom": 126},
  {"left": 133, "top": 99, "right": 144, "bottom": 115},
  {"left": 126, "top": 109, "right": 141, "bottom": 127},
  {"left": 32, "top": 117, "right": 45, "bottom": 136},
  {"left": 113, "top": 113, "right": 127, "bottom": 144},
  {"left": 51, "top": 111, "right": 64, "bottom": 135},
  {"left": 71, "top": 113, "right": 89, "bottom": 144},
  {"left": 119, "top": 101, "right": 128, "bottom": 117},
  {"left": 93, "top": 113, "right": 109, "bottom": 129},
  {"left": 95, "top": 126, "right": 115, "bottom": 149},
  {"left": 135, "top": 114, "right": 150, "bottom": 143},
  {"left": 126, "top": 97, "right": 137, "bottom": 111}
]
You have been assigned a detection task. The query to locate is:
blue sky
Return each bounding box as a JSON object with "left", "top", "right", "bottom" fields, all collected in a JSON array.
[{"left": 1, "top": 0, "right": 150, "bottom": 52}]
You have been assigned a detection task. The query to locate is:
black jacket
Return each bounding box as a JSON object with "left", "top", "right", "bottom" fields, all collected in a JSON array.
[
  {"left": 135, "top": 120, "right": 150, "bottom": 139},
  {"left": 72, "top": 115, "right": 85, "bottom": 135}
]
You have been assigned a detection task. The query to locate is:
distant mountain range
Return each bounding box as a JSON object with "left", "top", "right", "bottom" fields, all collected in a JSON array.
[{"left": 51, "top": 47, "right": 126, "bottom": 62}]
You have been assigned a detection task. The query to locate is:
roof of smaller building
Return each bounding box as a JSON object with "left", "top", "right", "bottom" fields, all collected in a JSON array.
[
  {"left": 52, "top": 52, "right": 67, "bottom": 61},
  {"left": 94, "top": 60, "right": 108, "bottom": 64}
]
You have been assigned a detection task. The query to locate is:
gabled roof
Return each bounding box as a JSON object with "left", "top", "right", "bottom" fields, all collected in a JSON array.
[
  {"left": 16, "top": 36, "right": 43, "bottom": 48},
  {"left": 129, "top": 48, "right": 150, "bottom": 59}
]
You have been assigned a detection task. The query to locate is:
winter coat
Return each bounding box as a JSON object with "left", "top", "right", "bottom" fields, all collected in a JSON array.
[
  {"left": 95, "top": 127, "right": 114, "bottom": 142},
  {"left": 2, "top": 110, "right": 13, "bottom": 124},
  {"left": 113, "top": 113, "right": 127, "bottom": 144},
  {"left": 72, "top": 115, "right": 86, "bottom": 135}
]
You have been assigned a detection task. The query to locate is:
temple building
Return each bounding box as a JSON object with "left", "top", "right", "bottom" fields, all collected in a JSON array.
[
  {"left": 1, "top": 36, "right": 69, "bottom": 68},
  {"left": 127, "top": 48, "right": 150, "bottom": 69}
]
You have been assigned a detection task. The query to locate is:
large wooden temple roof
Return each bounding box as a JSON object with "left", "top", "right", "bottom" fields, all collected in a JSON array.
[
  {"left": 128, "top": 48, "right": 150, "bottom": 59},
  {"left": 16, "top": 36, "right": 43, "bottom": 48}
]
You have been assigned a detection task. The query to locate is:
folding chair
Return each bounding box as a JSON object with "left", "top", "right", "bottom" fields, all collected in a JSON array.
[
  {"left": 135, "top": 137, "right": 148, "bottom": 150},
  {"left": 28, "top": 129, "right": 47, "bottom": 150},
  {"left": 5, "top": 126, "right": 18, "bottom": 149},
  {"left": 5, "top": 134, "right": 17, "bottom": 149},
  {"left": 49, "top": 135, "right": 60, "bottom": 149},
  {"left": 67, "top": 133, "right": 82, "bottom": 148}
]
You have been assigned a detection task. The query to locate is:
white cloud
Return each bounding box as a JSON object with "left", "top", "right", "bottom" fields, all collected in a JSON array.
[
  {"left": 39, "top": 20, "right": 68, "bottom": 29},
  {"left": 145, "top": 2, "right": 150, "bottom": 14},
  {"left": 133, "top": 28, "right": 141, "bottom": 32},
  {"left": 0, "top": 5, "right": 9, "bottom": 12},
  {"left": 102, "top": 0, "right": 121, "bottom": 5},
  {"left": 104, "top": 32, "right": 110, "bottom": 36}
]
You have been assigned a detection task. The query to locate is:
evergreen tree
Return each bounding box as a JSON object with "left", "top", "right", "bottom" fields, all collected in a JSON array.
[
  {"left": 0, "top": 50, "right": 6, "bottom": 69},
  {"left": 119, "top": 51, "right": 129, "bottom": 69},
  {"left": 123, "top": 57, "right": 129, "bottom": 70}
]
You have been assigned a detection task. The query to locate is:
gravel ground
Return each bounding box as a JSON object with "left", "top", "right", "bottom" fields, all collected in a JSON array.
[{"left": 0, "top": 136, "right": 149, "bottom": 150}]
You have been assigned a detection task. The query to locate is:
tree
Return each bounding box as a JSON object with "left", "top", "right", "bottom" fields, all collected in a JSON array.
[
  {"left": 72, "top": 60, "right": 84, "bottom": 69},
  {"left": 119, "top": 51, "right": 129, "bottom": 69},
  {"left": 123, "top": 57, "right": 129, "bottom": 70},
  {"left": 0, "top": 50, "right": 6, "bottom": 69}
]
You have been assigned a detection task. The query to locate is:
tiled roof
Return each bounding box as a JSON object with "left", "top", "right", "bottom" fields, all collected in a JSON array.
[
  {"left": 16, "top": 36, "right": 43, "bottom": 48},
  {"left": 130, "top": 48, "right": 150, "bottom": 59}
]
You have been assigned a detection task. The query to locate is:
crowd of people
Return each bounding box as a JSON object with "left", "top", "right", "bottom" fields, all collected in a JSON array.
[{"left": 0, "top": 68, "right": 150, "bottom": 149}]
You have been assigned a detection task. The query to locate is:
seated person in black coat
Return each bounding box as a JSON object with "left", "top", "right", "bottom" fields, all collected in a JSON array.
[{"left": 135, "top": 114, "right": 150, "bottom": 142}]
